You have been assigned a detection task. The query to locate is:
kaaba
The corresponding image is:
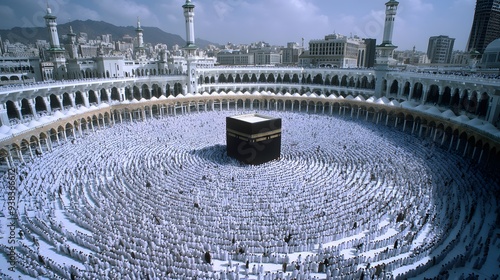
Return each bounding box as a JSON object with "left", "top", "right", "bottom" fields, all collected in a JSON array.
[{"left": 226, "top": 114, "right": 282, "bottom": 165}]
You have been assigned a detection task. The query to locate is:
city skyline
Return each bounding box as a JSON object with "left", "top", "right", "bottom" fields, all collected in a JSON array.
[{"left": 0, "top": 0, "right": 476, "bottom": 51}]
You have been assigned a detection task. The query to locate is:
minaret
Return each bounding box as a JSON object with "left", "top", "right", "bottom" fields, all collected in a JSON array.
[
  {"left": 44, "top": 4, "right": 61, "bottom": 50},
  {"left": 183, "top": 0, "right": 196, "bottom": 47},
  {"left": 183, "top": 0, "right": 198, "bottom": 95},
  {"left": 374, "top": 0, "right": 399, "bottom": 97},
  {"left": 136, "top": 17, "right": 144, "bottom": 49},
  {"left": 67, "top": 26, "right": 79, "bottom": 59},
  {"left": 44, "top": 3, "right": 66, "bottom": 80},
  {"left": 135, "top": 17, "right": 145, "bottom": 59}
]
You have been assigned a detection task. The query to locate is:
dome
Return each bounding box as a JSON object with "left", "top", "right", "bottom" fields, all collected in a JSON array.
[
  {"left": 484, "top": 38, "right": 500, "bottom": 54},
  {"left": 481, "top": 39, "right": 500, "bottom": 68}
]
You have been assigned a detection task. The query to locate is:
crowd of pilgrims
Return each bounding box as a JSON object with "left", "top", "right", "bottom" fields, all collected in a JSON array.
[{"left": 0, "top": 109, "right": 499, "bottom": 280}]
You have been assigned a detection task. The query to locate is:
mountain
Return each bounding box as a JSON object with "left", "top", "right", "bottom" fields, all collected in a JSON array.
[{"left": 0, "top": 20, "right": 217, "bottom": 49}]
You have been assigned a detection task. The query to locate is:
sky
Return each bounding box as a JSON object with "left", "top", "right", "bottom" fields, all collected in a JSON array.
[{"left": 0, "top": 0, "right": 477, "bottom": 52}]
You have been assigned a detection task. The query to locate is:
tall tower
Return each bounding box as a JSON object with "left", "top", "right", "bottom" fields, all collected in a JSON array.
[
  {"left": 427, "top": 35, "right": 455, "bottom": 64},
  {"left": 44, "top": 3, "right": 66, "bottom": 80},
  {"left": 135, "top": 17, "right": 146, "bottom": 59},
  {"left": 374, "top": 0, "right": 399, "bottom": 97},
  {"left": 183, "top": 0, "right": 198, "bottom": 95},
  {"left": 67, "top": 26, "right": 79, "bottom": 59},
  {"left": 467, "top": 0, "right": 500, "bottom": 53},
  {"left": 183, "top": 0, "right": 196, "bottom": 47}
]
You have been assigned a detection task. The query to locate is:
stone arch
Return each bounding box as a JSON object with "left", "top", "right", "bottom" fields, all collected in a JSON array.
[
  {"left": 20, "top": 98, "right": 33, "bottom": 117},
  {"left": 125, "top": 87, "right": 133, "bottom": 101},
  {"left": 62, "top": 92, "right": 72, "bottom": 108},
  {"left": 219, "top": 74, "right": 227, "bottom": 83},
  {"left": 348, "top": 77, "right": 355, "bottom": 87},
  {"left": 152, "top": 84, "right": 162, "bottom": 98},
  {"left": 267, "top": 73, "right": 276, "bottom": 83},
  {"left": 402, "top": 82, "right": 410, "bottom": 99},
  {"left": 451, "top": 88, "right": 460, "bottom": 108},
  {"left": 340, "top": 75, "right": 348, "bottom": 87},
  {"left": 75, "top": 92, "right": 85, "bottom": 106},
  {"left": 165, "top": 84, "right": 172, "bottom": 97},
  {"left": 88, "top": 90, "right": 99, "bottom": 105},
  {"left": 442, "top": 86, "right": 452, "bottom": 106},
  {"left": 34, "top": 96, "right": 47, "bottom": 113},
  {"left": 390, "top": 80, "right": 399, "bottom": 95},
  {"left": 227, "top": 74, "right": 234, "bottom": 83},
  {"left": 5, "top": 100, "right": 19, "bottom": 119},
  {"left": 258, "top": 73, "right": 267, "bottom": 83},
  {"left": 65, "top": 122, "right": 74, "bottom": 139},
  {"left": 133, "top": 86, "right": 141, "bottom": 100},
  {"left": 467, "top": 91, "right": 478, "bottom": 113},
  {"left": 477, "top": 92, "right": 489, "bottom": 117},
  {"left": 426, "top": 85, "right": 440, "bottom": 104},
  {"left": 324, "top": 75, "right": 331, "bottom": 86},
  {"left": 412, "top": 82, "right": 424, "bottom": 101},
  {"left": 142, "top": 84, "right": 151, "bottom": 100},
  {"left": 313, "top": 74, "right": 323, "bottom": 85},
  {"left": 174, "top": 83, "right": 183, "bottom": 96},
  {"left": 100, "top": 88, "right": 109, "bottom": 103},
  {"left": 360, "top": 76, "right": 369, "bottom": 89}
]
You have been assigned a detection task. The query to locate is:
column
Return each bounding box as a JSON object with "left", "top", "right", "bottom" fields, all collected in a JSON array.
[
  {"left": 79, "top": 123, "right": 83, "bottom": 137},
  {"left": 45, "top": 138, "right": 51, "bottom": 152},
  {"left": 4, "top": 155, "right": 11, "bottom": 168},
  {"left": 37, "top": 140, "right": 43, "bottom": 155},
  {"left": 438, "top": 87, "right": 444, "bottom": 106},
  {"left": 475, "top": 95, "right": 482, "bottom": 115},
  {"left": 7, "top": 150, "right": 13, "bottom": 166},
  {"left": 44, "top": 96, "right": 52, "bottom": 113},
  {"left": 421, "top": 84, "right": 429, "bottom": 105},
  {"left": 27, "top": 144, "right": 34, "bottom": 159},
  {"left": 17, "top": 148, "right": 24, "bottom": 163},
  {"left": 0, "top": 103, "right": 10, "bottom": 126},
  {"left": 84, "top": 91, "right": 90, "bottom": 108},
  {"left": 15, "top": 101, "right": 23, "bottom": 122},
  {"left": 28, "top": 99, "right": 38, "bottom": 120},
  {"left": 119, "top": 87, "right": 125, "bottom": 102},
  {"left": 55, "top": 131, "right": 60, "bottom": 145}
]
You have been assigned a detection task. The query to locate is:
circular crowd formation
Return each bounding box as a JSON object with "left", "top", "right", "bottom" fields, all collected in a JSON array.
[{"left": 1, "top": 110, "right": 499, "bottom": 280}]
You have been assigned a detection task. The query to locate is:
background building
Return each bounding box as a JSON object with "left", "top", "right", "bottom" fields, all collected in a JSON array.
[
  {"left": 427, "top": 35, "right": 455, "bottom": 64},
  {"left": 281, "top": 42, "right": 304, "bottom": 65},
  {"left": 467, "top": 0, "right": 500, "bottom": 53},
  {"left": 363, "top": 39, "right": 377, "bottom": 68},
  {"left": 217, "top": 50, "right": 255, "bottom": 66},
  {"left": 302, "top": 34, "right": 367, "bottom": 68}
]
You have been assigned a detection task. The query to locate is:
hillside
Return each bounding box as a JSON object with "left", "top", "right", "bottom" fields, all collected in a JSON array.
[{"left": 0, "top": 19, "right": 216, "bottom": 49}]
